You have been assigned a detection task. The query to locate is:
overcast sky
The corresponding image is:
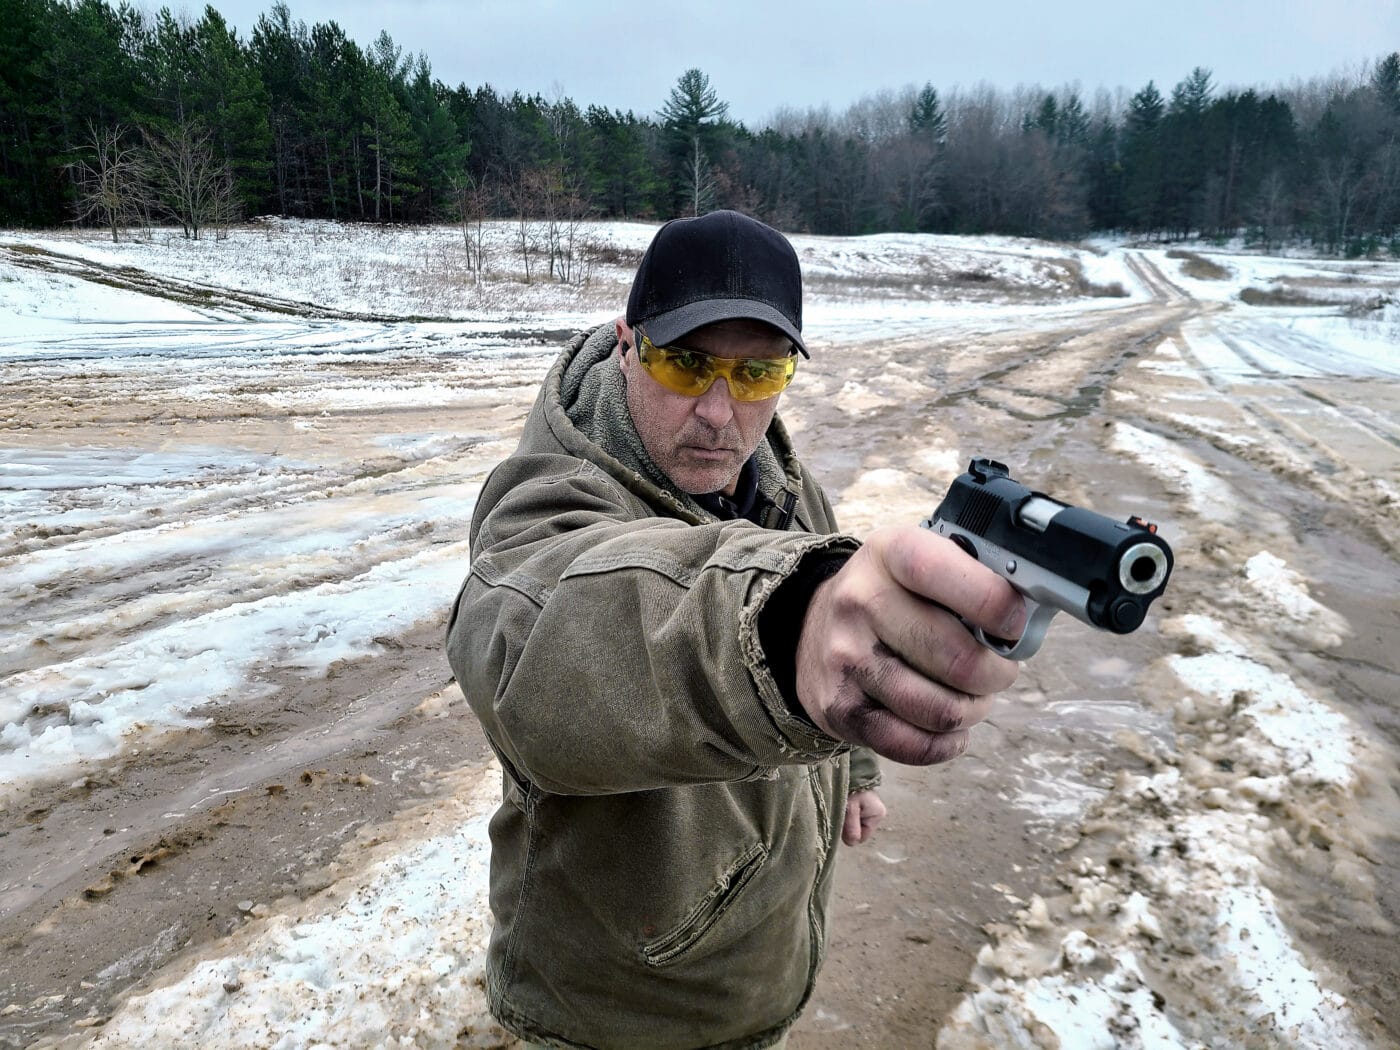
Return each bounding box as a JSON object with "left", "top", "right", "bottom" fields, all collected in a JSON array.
[{"left": 200, "top": 0, "right": 1399, "bottom": 124}]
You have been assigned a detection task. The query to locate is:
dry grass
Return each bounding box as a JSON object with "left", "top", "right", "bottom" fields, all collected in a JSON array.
[
  {"left": 1166, "top": 249, "right": 1232, "bottom": 280},
  {"left": 1238, "top": 286, "right": 1321, "bottom": 307},
  {"left": 584, "top": 243, "right": 644, "bottom": 268},
  {"left": 1343, "top": 294, "right": 1396, "bottom": 316}
]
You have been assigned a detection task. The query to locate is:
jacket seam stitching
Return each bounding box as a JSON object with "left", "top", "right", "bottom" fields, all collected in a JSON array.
[
  {"left": 470, "top": 561, "right": 550, "bottom": 609},
  {"left": 498, "top": 784, "right": 541, "bottom": 995},
  {"left": 641, "top": 842, "right": 769, "bottom": 967}
]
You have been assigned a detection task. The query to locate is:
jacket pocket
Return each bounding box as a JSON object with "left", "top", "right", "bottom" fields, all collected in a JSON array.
[{"left": 641, "top": 843, "right": 768, "bottom": 967}]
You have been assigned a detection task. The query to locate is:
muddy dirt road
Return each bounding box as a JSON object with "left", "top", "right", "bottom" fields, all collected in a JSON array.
[{"left": 2, "top": 241, "right": 1397, "bottom": 1048}]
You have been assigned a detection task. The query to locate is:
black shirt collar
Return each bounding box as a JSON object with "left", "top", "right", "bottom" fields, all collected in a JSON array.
[{"left": 694, "top": 457, "right": 761, "bottom": 523}]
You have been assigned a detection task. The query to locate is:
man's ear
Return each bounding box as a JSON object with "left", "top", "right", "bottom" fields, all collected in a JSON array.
[{"left": 615, "top": 318, "right": 637, "bottom": 381}]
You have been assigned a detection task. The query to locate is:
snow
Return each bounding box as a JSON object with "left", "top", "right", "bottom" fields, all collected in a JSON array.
[
  {"left": 1110, "top": 421, "right": 1237, "bottom": 521},
  {"left": 941, "top": 603, "right": 1375, "bottom": 1046}
]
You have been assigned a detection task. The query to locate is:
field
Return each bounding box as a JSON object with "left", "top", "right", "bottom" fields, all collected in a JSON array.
[{"left": 2, "top": 219, "right": 1398, "bottom": 1048}]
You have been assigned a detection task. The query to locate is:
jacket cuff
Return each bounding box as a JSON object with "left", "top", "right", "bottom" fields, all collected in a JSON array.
[
  {"left": 757, "top": 549, "right": 851, "bottom": 723},
  {"left": 847, "top": 746, "right": 883, "bottom": 794}
]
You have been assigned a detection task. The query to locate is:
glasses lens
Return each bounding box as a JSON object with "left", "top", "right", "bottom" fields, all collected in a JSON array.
[
  {"left": 648, "top": 343, "right": 714, "bottom": 396},
  {"left": 639, "top": 335, "right": 795, "bottom": 401},
  {"left": 729, "top": 357, "right": 795, "bottom": 401}
]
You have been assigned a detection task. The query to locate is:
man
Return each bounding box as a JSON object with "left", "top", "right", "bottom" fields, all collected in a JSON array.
[{"left": 447, "top": 210, "right": 1023, "bottom": 1049}]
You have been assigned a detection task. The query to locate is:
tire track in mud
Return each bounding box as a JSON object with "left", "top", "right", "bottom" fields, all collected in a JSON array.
[
  {"left": 0, "top": 628, "right": 493, "bottom": 1050},
  {"left": 0, "top": 244, "right": 457, "bottom": 324},
  {"left": 0, "top": 437, "right": 485, "bottom": 563},
  {"left": 944, "top": 314, "right": 1183, "bottom": 423},
  {"left": 795, "top": 275, "right": 1217, "bottom": 1046},
  {"left": 1211, "top": 324, "right": 1400, "bottom": 452},
  {"left": 931, "top": 254, "right": 1199, "bottom": 426},
  {"left": 1124, "top": 249, "right": 1193, "bottom": 303},
  {"left": 803, "top": 253, "right": 1202, "bottom": 497},
  {"left": 1134, "top": 324, "right": 1400, "bottom": 559},
  {"left": 1, "top": 436, "right": 508, "bottom": 1041},
  {"left": 1, "top": 273, "right": 544, "bottom": 1044}
]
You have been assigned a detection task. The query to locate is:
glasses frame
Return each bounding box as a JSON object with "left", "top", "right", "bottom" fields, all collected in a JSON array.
[{"left": 634, "top": 330, "right": 798, "bottom": 402}]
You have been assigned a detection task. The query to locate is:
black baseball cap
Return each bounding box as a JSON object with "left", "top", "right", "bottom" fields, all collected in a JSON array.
[{"left": 625, "top": 210, "right": 808, "bottom": 357}]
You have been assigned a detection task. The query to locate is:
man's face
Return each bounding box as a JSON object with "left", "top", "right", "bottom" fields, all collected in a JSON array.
[{"left": 617, "top": 318, "right": 793, "bottom": 497}]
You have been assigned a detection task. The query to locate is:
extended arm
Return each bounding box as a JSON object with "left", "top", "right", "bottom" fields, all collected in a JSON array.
[{"left": 449, "top": 453, "right": 859, "bottom": 795}]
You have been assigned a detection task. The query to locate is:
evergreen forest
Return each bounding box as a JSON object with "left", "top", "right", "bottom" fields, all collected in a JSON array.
[{"left": 3, "top": 0, "right": 1399, "bottom": 256}]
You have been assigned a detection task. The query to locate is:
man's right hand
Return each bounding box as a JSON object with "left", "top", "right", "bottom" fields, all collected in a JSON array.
[{"left": 794, "top": 524, "right": 1025, "bottom": 765}]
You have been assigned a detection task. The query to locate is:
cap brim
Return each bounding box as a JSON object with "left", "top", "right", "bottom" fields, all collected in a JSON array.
[{"left": 641, "top": 298, "right": 809, "bottom": 358}]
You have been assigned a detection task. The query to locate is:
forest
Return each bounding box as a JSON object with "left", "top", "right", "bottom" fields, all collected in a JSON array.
[{"left": 2, "top": 0, "right": 1398, "bottom": 255}]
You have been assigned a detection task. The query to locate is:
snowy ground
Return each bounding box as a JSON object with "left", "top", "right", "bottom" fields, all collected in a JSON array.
[{"left": 1, "top": 220, "right": 1398, "bottom": 1049}]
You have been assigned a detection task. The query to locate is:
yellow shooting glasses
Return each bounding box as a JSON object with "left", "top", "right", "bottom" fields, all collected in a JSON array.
[{"left": 636, "top": 331, "right": 797, "bottom": 402}]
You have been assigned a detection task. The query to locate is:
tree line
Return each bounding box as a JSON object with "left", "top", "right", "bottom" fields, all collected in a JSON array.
[{"left": 3, "top": 0, "right": 1398, "bottom": 255}]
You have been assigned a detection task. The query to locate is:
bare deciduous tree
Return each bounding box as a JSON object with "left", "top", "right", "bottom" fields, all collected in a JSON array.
[
  {"left": 508, "top": 167, "right": 546, "bottom": 282},
  {"left": 143, "top": 120, "right": 241, "bottom": 240},
  {"left": 684, "top": 134, "right": 717, "bottom": 217},
  {"left": 450, "top": 170, "right": 491, "bottom": 279},
  {"left": 69, "top": 123, "right": 151, "bottom": 242},
  {"left": 1250, "top": 168, "right": 1291, "bottom": 250},
  {"left": 539, "top": 165, "right": 593, "bottom": 283},
  {"left": 1315, "top": 156, "right": 1365, "bottom": 251}
]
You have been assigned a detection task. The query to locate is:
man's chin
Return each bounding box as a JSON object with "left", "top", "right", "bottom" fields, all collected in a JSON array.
[{"left": 671, "top": 453, "right": 741, "bottom": 496}]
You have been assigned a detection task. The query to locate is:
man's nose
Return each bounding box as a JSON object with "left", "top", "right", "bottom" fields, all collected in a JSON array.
[{"left": 693, "top": 377, "right": 736, "bottom": 428}]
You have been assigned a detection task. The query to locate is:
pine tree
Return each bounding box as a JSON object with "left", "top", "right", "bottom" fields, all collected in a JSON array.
[
  {"left": 1025, "top": 94, "right": 1059, "bottom": 137},
  {"left": 908, "top": 83, "right": 947, "bottom": 144},
  {"left": 306, "top": 20, "right": 361, "bottom": 217},
  {"left": 659, "top": 68, "right": 730, "bottom": 216},
  {"left": 1122, "top": 81, "right": 1166, "bottom": 232},
  {"left": 0, "top": 0, "right": 63, "bottom": 224},
  {"left": 1374, "top": 52, "right": 1400, "bottom": 118},
  {"left": 189, "top": 7, "right": 272, "bottom": 214},
  {"left": 1085, "top": 116, "right": 1125, "bottom": 230},
  {"left": 361, "top": 31, "right": 419, "bottom": 220},
  {"left": 584, "top": 105, "right": 657, "bottom": 218},
  {"left": 1057, "top": 93, "right": 1090, "bottom": 146},
  {"left": 46, "top": 0, "right": 147, "bottom": 210},
  {"left": 1161, "top": 67, "right": 1215, "bottom": 235},
  {"left": 251, "top": 3, "right": 314, "bottom": 214},
  {"left": 404, "top": 54, "right": 469, "bottom": 217}
]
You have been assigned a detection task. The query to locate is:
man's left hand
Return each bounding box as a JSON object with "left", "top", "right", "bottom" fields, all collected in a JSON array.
[{"left": 843, "top": 789, "right": 886, "bottom": 846}]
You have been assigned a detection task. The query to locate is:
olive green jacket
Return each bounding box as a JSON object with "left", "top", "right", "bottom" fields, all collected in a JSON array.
[{"left": 447, "top": 326, "right": 879, "bottom": 1049}]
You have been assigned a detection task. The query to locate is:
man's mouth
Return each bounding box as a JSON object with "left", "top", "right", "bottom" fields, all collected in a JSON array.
[{"left": 683, "top": 445, "right": 734, "bottom": 460}]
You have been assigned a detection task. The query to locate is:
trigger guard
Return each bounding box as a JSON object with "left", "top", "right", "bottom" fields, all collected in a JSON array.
[{"left": 974, "top": 599, "right": 1057, "bottom": 661}]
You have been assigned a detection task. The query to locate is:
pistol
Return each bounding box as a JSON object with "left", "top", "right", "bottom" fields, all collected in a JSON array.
[{"left": 920, "top": 458, "right": 1173, "bottom": 660}]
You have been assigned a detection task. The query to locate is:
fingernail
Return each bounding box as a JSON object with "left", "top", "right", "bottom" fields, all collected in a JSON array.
[{"left": 1003, "top": 604, "right": 1028, "bottom": 638}]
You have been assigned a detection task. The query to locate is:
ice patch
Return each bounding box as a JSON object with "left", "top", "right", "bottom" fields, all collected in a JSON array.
[
  {"left": 1111, "top": 422, "right": 1235, "bottom": 522},
  {"left": 0, "top": 538, "right": 473, "bottom": 796}
]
